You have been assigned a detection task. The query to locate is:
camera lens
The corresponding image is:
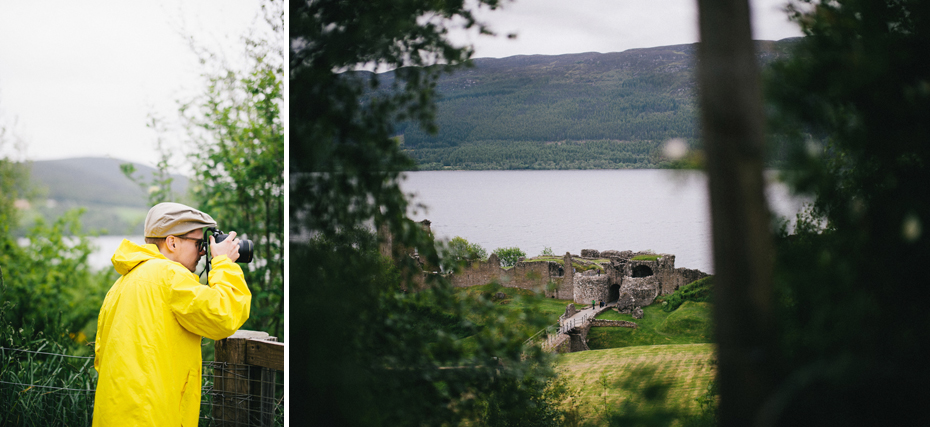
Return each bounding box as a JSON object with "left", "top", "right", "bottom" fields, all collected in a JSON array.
[
  {"left": 214, "top": 232, "right": 254, "bottom": 264},
  {"left": 237, "top": 239, "right": 254, "bottom": 263}
]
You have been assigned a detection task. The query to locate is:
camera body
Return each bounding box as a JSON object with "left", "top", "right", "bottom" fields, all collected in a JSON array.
[{"left": 207, "top": 227, "right": 254, "bottom": 263}]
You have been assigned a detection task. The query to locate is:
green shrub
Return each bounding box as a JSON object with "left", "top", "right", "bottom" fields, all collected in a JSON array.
[
  {"left": 493, "top": 247, "right": 526, "bottom": 268},
  {"left": 447, "top": 236, "right": 488, "bottom": 262}
]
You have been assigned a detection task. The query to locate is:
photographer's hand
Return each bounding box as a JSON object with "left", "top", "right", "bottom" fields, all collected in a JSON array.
[{"left": 210, "top": 232, "right": 241, "bottom": 263}]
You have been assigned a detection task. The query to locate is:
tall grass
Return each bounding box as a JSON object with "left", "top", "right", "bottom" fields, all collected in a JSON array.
[
  {"left": 1, "top": 344, "right": 286, "bottom": 427},
  {"left": 0, "top": 344, "right": 96, "bottom": 427},
  {"left": 1, "top": 314, "right": 284, "bottom": 427},
  {"left": 556, "top": 344, "right": 717, "bottom": 426}
]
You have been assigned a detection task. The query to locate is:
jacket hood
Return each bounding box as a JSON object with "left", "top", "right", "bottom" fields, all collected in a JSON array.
[{"left": 111, "top": 239, "right": 167, "bottom": 276}]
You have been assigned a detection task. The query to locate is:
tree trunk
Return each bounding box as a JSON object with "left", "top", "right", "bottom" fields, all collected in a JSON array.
[{"left": 696, "top": 0, "right": 776, "bottom": 425}]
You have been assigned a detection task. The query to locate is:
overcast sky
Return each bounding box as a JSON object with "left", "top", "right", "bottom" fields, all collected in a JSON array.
[
  {"left": 0, "top": 0, "right": 803, "bottom": 169},
  {"left": 0, "top": 0, "right": 264, "bottom": 168},
  {"left": 458, "top": 0, "right": 802, "bottom": 58}
]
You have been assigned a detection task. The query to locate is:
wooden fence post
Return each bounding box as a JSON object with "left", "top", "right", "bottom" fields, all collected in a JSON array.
[
  {"left": 214, "top": 330, "right": 278, "bottom": 427},
  {"left": 247, "top": 337, "right": 277, "bottom": 427}
]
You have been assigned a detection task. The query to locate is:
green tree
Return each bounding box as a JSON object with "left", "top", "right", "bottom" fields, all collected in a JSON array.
[
  {"left": 493, "top": 246, "right": 526, "bottom": 267},
  {"left": 1, "top": 106, "right": 108, "bottom": 345},
  {"left": 446, "top": 236, "right": 488, "bottom": 263},
  {"left": 0, "top": 112, "right": 29, "bottom": 242},
  {"left": 762, "top": 0, "right": 930, "bottom": 425},
  {"left": 290, "top": 0, "right": 561, "bottom": 425},
  {"left": 181, "top": 0, "right": 284, "bottom": 339}
]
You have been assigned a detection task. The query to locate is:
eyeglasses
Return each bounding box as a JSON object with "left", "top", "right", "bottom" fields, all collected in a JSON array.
[{"left": 174, "top": 235, "right": 206, "bottom": 252}]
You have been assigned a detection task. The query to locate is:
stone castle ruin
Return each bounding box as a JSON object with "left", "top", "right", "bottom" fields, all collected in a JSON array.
[
  {"left": 452, "top": 248, "right": 708, "bottom": 308},
  {"left": 383, "top": 220, "right": 709, "bottom": 307},
  {"left": 568, "top": 249, "right": 708, "bottom": 311}
]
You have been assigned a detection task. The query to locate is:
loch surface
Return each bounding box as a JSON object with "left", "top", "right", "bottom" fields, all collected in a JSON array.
[{"left": 400, "top": 169, "right": 806, "bottom": 273}]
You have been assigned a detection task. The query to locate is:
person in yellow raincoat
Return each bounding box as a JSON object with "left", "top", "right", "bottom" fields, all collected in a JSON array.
[{"left": 93, "top": 202, "right": 252, "bottom": 426}]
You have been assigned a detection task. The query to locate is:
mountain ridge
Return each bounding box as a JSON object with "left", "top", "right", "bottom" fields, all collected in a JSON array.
[
  {"left": 379, "top": 39, "right": 798, "bottom": 169},
  {"left": 20, "top": 157, "right": 190, "bottom": 235}
]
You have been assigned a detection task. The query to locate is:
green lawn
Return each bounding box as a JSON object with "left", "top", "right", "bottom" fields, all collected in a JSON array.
[
  {"left": 556, "top": 344, "right": 716, "bottom": 425},
  {"left": 587, "top": 302, "right": 713, "bottom": 349}
]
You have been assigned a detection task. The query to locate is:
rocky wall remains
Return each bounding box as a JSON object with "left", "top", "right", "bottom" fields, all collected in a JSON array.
[
  {"left": 580, "top": 249, "right": 600, "bottom": 258},
  {"left": 618, "top": 276, "right": 662, "bottom": 307},
  {"left": 572, "top": 274, "right": 611, "bottom": 304},
  {"left": 589, "top": 319, "right": 638, "bottom": 328},
  {"left": 448, "top": 253, "right": 557, "bottom": 294},
  {"left": 546, "top": 334, "right": 572, "bottom": 353},
  {"left": 673, "top": 267, "right": 710, "bottom": 290},
  {"left": 569, "top": 332, "right": 590, "bottom": 352},
  {"left": 651, "top": 255, "right": 680, "bottom": 295}
]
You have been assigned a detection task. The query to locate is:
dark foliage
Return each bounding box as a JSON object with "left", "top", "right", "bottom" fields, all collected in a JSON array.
[
  {"left": 289, "top": 0, "right": 561, "bottom": 424},
  {"left": 765, "top": 0, "right": 930, "bottom": 424},
  {"left": 410, "top": 139, "right": 665, "bottom": 170},
  {"left": 292, "top": 230, "right": 558, "bottom": 426}
]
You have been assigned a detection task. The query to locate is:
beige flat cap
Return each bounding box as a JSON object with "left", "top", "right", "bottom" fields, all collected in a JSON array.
[{"left": 144, "top": 202, "right": 217, "bottom": 238}]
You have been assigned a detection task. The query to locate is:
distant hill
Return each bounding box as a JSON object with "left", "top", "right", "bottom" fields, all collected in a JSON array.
[
  {"left": 22, "top": 157, "right": 190, "bottom": 235},
  {"left": 374, "top": 39, "right": 798, "bottom": 170}
]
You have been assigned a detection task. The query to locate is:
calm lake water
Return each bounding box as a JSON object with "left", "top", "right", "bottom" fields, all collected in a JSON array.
[
  {"left": 399, "top": 169, "right": 807, "bottom": 274},
  {"left": 88, "top": 235, "right": 145, "bottom": 271},
  {"left": 16, "top": 235, "right": 145, "bottom": 272},
  {"left": 82, "top": 170, "right": 805, "bottom": 273}
]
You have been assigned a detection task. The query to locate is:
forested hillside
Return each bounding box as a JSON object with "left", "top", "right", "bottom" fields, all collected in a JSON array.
[
  {"left": 21, "top": 157, "right": 189, "bottom": 235},
  {"left": 373, "top": 39, "right": 796, "bottom": 170}
]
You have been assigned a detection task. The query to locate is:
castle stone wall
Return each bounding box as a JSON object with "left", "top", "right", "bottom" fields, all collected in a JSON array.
[
  {"left": 573, "top": 274, "right": 611, "bottom": 304},
  {"left": 546, "top": 334, "right": 572, "bottom": 353},
  {"left": 673, "top": 267, "right": 710, "bottom": 290},
  {"left": 618, "top": 276, "right": 661, "bottom": 307},
  {"left": 390, "top": 223, "right": 713, "bottom": 310},
  {"left": 590, "top": 319, "right": 638, "bottom": 328},
  {"left": 448, "top": 257, "right": 555, "bottom": 293}
]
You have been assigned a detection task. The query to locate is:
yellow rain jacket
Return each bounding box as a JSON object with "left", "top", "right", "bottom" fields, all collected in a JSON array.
[{"left": 93, "top": 239, "right": 251, "bottom": 426}]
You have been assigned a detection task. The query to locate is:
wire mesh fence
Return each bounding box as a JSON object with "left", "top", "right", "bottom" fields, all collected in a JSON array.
[
  {"left": 200, "top": 361, "right": 285, "bottom": 427},
  {"left": 0, "top": 346, "right": 95, "bottom": 427},
  {"left": 0, "top": 346, "right": 284, "bottom": 427}
]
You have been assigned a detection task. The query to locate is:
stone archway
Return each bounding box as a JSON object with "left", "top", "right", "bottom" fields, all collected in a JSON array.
[
  {"left": 632, "top": 265, "right": 654, "bottom": 278},
  {"left": 608, "top": 284, "right": 621, "bottom": 302}
]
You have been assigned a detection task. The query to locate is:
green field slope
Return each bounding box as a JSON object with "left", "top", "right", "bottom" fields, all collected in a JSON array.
[
  {"left": 587, "top": 302, "right": 713, "bottom": 349},
  {"left": 556, "top": 344, "right": 716, "bottom": 425}
]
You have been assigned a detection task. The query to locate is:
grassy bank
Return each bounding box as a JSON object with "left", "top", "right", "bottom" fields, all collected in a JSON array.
[
  {"left": 587, "top": 302, "right": 713, "bottom": 349},
  {"left": 556, "top": 344, "right": 716, "bottom": 425}
]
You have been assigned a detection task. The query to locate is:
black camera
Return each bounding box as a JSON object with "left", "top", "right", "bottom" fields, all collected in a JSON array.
[{"left": 207, "top": 227, "right": 253, "bottom": 264}]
